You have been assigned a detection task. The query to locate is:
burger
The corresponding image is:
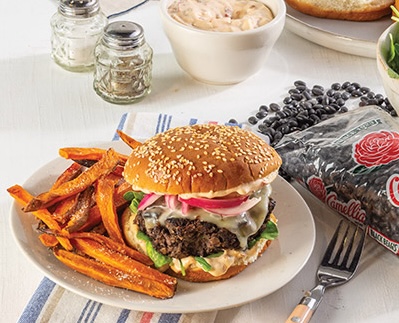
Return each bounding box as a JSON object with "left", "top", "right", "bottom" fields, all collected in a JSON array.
[{"left": 121, "top": 124, "right": 282, "bottom": 282}]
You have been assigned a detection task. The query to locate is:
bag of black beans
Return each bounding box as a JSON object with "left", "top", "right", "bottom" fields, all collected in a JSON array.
[{"left": 275, "top": 106, "right": 399, "bottom": 255}]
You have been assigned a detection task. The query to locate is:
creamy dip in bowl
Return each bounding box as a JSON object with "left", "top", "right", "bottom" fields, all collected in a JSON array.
[
  {"left": 160, "top": 0, "right": 286, "bottom": 84},
  {"left": 167, "top": 0, "right": 274, "bottom": 32}
]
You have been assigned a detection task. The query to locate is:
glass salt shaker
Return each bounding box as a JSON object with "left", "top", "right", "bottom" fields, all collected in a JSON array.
[
  {"left": 50, "top": 0, "right": 107, "bottom": 72},
  {"left": 93, "top": 21, "right": 153, "bottom": 104}
]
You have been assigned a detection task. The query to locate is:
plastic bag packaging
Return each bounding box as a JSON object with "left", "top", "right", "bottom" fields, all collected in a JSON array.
[{"left": 275, "top": 106, "right": 399, "bottom": 255}]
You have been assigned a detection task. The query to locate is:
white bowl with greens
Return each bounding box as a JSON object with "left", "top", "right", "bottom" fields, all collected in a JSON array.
[{"left": 377, "top": 19, "right": 399, "bottom": 114}]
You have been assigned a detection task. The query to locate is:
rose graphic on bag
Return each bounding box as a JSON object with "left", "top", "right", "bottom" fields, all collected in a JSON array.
[
  {"left": 352, "top": 130, "right": 399, "bottom": 174},
  {"left": 307, "top": 176, "right": 327, "bottom": 202}
]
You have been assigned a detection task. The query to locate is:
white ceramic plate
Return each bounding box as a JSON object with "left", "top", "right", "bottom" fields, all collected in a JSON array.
[
  {"left": 285, "top": 4, "right": 393, "bottom": 58},
  {"left": 9, "top": 141, "right": 315, "bottom": 313}
]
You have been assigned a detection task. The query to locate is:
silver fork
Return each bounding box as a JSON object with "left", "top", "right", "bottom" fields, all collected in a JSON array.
[{"left": 286, "top": 220, "right": 367, "bottom": 323}]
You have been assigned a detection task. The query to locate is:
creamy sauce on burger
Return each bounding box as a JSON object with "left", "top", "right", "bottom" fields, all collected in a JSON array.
[
  {"left": 167, "top": 0, "right": 274, "bottom": 32},
  {"left": 169, "top": 237, "right": 269, "bottom": 276}
]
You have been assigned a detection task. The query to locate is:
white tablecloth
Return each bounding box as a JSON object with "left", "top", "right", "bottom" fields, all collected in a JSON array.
[{"left": 1, "top": 1, "right": 398, "bottom": 322}]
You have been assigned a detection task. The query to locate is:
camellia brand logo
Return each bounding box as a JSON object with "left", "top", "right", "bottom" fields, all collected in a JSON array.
[
  {"left": 326, "top": 192, "right": 366, "bottom": 224},
  {"left": 386, "top": 174, "right": 399, "bottom": 207}
]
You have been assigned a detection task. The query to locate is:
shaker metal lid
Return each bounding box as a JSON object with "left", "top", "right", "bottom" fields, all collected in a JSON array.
[
  {"left": 102, "top": 21, "right": 145, "bottom": 50},
  {"left": 59, "top": 0, "right": 100, "bottom": 18}
]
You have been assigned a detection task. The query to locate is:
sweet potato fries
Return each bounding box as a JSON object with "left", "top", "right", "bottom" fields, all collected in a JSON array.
[{"left": 7, "top": 141, "right": 177, "bottom": 299}]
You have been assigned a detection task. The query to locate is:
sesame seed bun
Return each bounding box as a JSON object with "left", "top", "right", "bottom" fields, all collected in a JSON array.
[
  {"left": 123, "top": 124, "right": 282, "bottom": 197},
  {"left": 286, "top": 0, "right": 394, "bottom": 21}
]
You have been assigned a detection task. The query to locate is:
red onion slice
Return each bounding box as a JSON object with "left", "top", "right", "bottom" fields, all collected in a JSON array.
[{"left": 138, "top": 193, "right": 161, "bottom": 211}]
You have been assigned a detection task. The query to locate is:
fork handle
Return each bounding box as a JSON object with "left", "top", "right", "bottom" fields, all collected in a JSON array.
[
  {"left": 285, "top": 304, "right": 314, "bottom": 323},
  {"left": 286, "top": 285, "right": 325, "bottom": 323}
]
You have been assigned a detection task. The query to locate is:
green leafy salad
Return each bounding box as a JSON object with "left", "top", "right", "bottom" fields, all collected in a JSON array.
[{"left": 388, "top": 6, "right": 399, "bottom": 77}]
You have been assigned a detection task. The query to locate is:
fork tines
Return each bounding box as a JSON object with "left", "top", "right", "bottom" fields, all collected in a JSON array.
[{"left": 321, "top": 220, "right": 366, "bottom": 272}]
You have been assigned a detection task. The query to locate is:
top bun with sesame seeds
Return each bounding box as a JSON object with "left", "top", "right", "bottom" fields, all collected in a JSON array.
[
  {"left": 123, "top": 124, "right": 282, "bottom": 197},
  {"left": 122, "top": 124, "right": 282, "bottom": 282}
]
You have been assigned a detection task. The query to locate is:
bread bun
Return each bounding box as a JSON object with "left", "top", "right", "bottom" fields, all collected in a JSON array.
[
  {"left": 286, "top": 0, "right": 394, "bottom": 21},
  {"left": 123, "top": 124, "right": 282, "bottom": 197}
]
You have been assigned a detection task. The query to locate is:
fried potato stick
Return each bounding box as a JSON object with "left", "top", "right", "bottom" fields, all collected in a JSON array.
[
  {"left": 52, "top": 194, "right": 79, "bottom": 225},
  {"left": 69, "top": 232, "right": 153, "bottom": 266},
  {"left": 24, "top": 148, "right": 120, "bottom": 212},
  {"left": 77, "top": 180, "right": 130, "bottom": 232},
  {"left": 54, "top": 248, "right": 176, "bottom": 299},
  {"left": 116, "top": 130, "right": 143, "bottom": 149},
  {"left": 71, "top": 238, "right": 174, "bottom": 287},
  {"left": 59, "top": 147, "right": 128, "bottom": 165},
  {"left": 64, "top": 185, "right": 95, "bottom": 232},
  {"left": 51, "top": 162, "right": 83, "bottom": 190},
  {"left": 96, "top": 174, "right": 125, "bottom": 244},
  {"left": 38, "top": 233, "right": 59, "bottom": 247},
  {"left": 7, "top": 185, "right": 73, "bottom": 250}
]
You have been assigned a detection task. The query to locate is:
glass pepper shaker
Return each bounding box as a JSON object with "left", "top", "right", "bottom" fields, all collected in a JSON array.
[
  {"left": 93, "top": 21, "right": 153, "bottom": 104},
  {"left": 50, "top": 0, "right": 107, "bottom": 72}
]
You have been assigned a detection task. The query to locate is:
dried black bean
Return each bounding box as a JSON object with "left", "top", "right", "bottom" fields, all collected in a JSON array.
[
  {"left": 346, "top": 85, "right": 356, "bottom": 93},
  {"left": 258, "top": 123, "right": 269, "bottom": 133},
  {"left": 248, "top": 116, "right": 258, "bottom": 125},
  {"left": 289, "top": 88, "right": 300, "bottom": 95},
  {"left": 322, "top": 96, "right": 331, "bottom": 105},
  {"left": 312, "top": 87, "right": 324, "bottom": 96},
  {"left": 294, "top": 80, "right": 306, "bottom": 87},
  {"left": 283, "top": 96, "right": 292, "bottom": 104},
  {"left": 276, "top": 111, "right": 287, "bottom": 118},
  {"left": 296, "top": 85, "right": 307, "bottom": 92},
  {"left": 269, "top": 103, "right": 281, "bottom": 112},
  {"left": 247, "top": 80, "right": 393, "bottom": 148},
  {"left": 256, "top": 110, "right": 268, "bottom": 119},
  {"left": 351, "top": 90, "right": 363, "bottom": 97},
  {"left": 326, "top": 89, "right": 335, "bottom": 97},
  {"left": 342, "top": 81, "right": 351, "bottom": 89},
  {"left": 341, "top": 91, "right": 351, "bottom": 100},
  {"left": 291, "top": 93, "right": 303, "bottom": 101},
  {"left": 302, "top": 90, "right": 312, "bottom": 100},
  {"left": 336, "top": 98, "right": 345, "bottom": 106},
  {"left": 360, "top": 86, "right": 370, "bottom": 94}
]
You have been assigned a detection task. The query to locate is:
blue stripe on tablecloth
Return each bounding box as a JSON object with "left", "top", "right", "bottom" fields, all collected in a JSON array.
[
  {"left": 155, "top": 114, "right": 163, "bottom": 134},
  {"left": 159, "top": 313, "right": 181, "bottom": 323},
  {"left": 189, "top": 118, "right": 198, "bottom": 125},
  {"left": 113, "top": 112, "right": 128, "bottom": 140},
  {"left": 77, "top": 299, "right": 92, "bottom": 322},
  {"left": 89, "top": 301, "right": 102, "bottom": 322},
  {"left": 18, "top": 277, "right": 56, "bottom": 323},
  {"left": 117, "top": 309, "right": 131, "bottom": 323},
  {"left": 156, "top": 114, "right": 173, "bottom": 134},
  {"left": 77, "top": 299, "right": 102, "bottom": 323},
  {"left": 166, "top": 115, "right": 172, "bottom": 130}
]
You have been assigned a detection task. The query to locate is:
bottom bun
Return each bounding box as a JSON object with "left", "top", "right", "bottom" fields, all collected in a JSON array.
[{"left": 166, "top": 239, "right": 273, "bottom": 283}]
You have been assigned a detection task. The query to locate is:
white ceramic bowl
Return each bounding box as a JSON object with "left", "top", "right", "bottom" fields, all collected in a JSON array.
[
  {"left": 160, "top": 0, "right": 286, "bottom": 85},
  {"left": 377, "top": 22, "right": 399, "bottom": 114}
]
